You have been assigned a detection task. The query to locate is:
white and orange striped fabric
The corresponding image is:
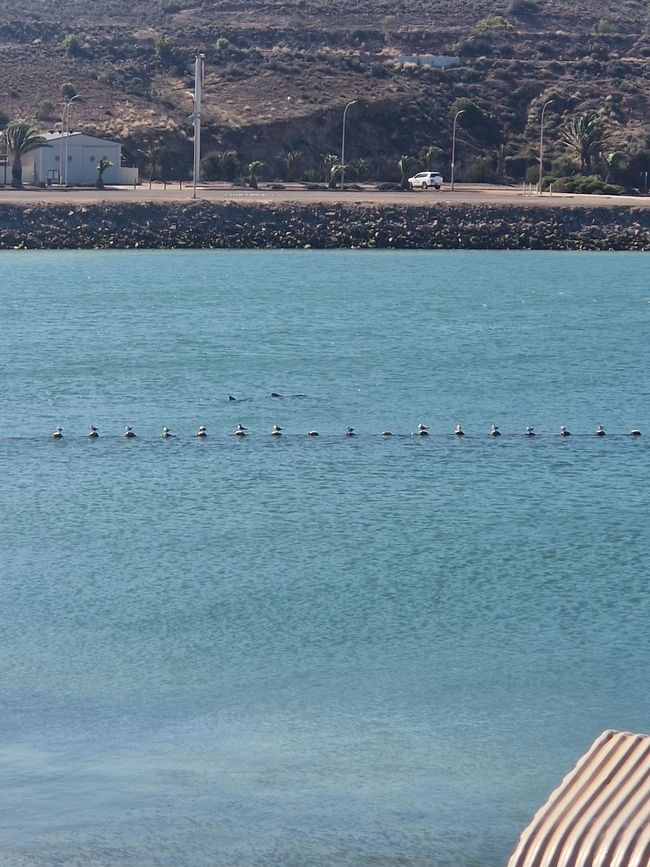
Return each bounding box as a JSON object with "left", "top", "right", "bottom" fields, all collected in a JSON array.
[{"left": 507, "top": 729, "right": 650, "bottom": 867}]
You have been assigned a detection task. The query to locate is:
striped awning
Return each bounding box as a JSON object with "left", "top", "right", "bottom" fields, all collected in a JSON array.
[{"left": 507, "top": 729, "right": 650, "bottom": 867}]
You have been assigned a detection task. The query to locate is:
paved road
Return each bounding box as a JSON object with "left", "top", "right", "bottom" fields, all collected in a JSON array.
[{"left": 1, "top": 183, "right": 649, "bottom": 208}]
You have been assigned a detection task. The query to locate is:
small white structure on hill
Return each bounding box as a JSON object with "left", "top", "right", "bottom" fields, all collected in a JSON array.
[{"left": 24, "top": 132, "right": 138, "bottom": 186}]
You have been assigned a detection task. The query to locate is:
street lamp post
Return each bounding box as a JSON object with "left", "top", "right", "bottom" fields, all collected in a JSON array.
[
  {"left": 538, "top": 99, "right": 554, "bottom": 196},
  {"left": 0, "top": 131, "right": 6, "bottom": 185},
  {"left": 451, "top": 109, "right": 465, "bottom": 191},
  {"left": 60, "top": 95, "right": 79, "bottom": 186},
  {"left": 192, "top": 53, "right": 205, "bottom": 200},
  {"left": 340, "top": 100, "right": 357, "bottom": 191}
]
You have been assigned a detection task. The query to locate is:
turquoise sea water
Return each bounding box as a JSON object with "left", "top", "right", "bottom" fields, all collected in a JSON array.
[{"left": 0, "top": 250, "right": 649, "bottom": 867}]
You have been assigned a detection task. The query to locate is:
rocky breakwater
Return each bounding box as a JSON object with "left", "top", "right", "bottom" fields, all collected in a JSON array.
[{"left": 1, "top": 201, "right": 650, "bottom": 250}]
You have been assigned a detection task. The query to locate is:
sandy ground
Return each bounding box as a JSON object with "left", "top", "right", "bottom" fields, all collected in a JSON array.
[{"left": 1, "top": 182, "right": 649, "bottom": 209}]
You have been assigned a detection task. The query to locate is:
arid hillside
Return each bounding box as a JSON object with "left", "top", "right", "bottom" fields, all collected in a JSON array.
[{"left": 1, "top": 0, "right": 649, "bottom": 185}]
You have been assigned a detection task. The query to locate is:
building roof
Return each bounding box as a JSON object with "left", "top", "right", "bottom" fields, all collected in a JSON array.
[
  {"left": 42, "top": 131, "right": 121, "bottom": 146},
  {"left": 508, "top": 729, "right": 650, "bottom": 867}
]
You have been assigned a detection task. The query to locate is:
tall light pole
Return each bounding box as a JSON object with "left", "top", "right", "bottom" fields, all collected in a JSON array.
[
  {"left": 340, "top": 100, "right": 357, "bottom": 191},
  {"left": 0, "top": 131, "right": 6, "bottom": 185},
  {"left": 538, "top": 99, "right": 554, "bottom": 196},
  {"left": 192, "top": 53, "right": 205, "bottom": 199},
  {"left": 60, "top": 94, "right": 79, "bottom": 186},
  {"left": 450, "top": 109, "right": 465, "bottom": 191}
]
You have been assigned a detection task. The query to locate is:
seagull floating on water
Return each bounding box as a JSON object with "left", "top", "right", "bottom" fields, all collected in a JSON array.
[
  {"left": 525, "top": 426, "right": 535, "bottom": 436},
  {"left": 195, "top": 425, "right": 207, "bottom": 437},
  {"left": 234, "top": 424, "right": 247, "bottom": 437},
  {"left": 490, "top": 424, "right": 501, "bottom": 437},
  {"left": 416, "top": 423, "right": 429, "bottom": 437},
  {"left": 560, "top": 425, "right": 571, "bottom": 437},
  {"left": 52, "top": 425, "right": 63, "bottom": 439},
  {"left": 161, "top": 426, "right": 172, "bottom": 438},
  {"left": 454, "top": 424, "right": 464, "bottom": 436},
  {"left": 87, "top": 425, "right": 99, "bottom": 438},
  {"left": 124, "top": 425, "right": 136, "bottom": 438},
  {"left": 595, "top": 424, "right": 606, "bottom": 436},
  {"left": 271, "top": 424, "right": 283, "bottom": 436}
]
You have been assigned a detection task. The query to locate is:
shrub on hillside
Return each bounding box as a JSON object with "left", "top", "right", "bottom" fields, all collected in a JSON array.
[
  {"left": 61, "top": 33, "right": 84, "bottom": 56},
  {"left": 155, "top": 36, "right": 175, "bottom": 66},
  {"left": 36, "top": 100, "right": 57, "bottom": 121},
  {"left": 475, "top": 16, "right": 514, "bottom": 33},
  {"left": 506, "top": 0, "right": 539, "bottom": 15}
]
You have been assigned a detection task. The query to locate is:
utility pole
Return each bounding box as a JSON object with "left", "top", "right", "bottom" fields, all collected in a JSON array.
[{"left": 192, "top": 53, "right": 205, "bottom": 199}]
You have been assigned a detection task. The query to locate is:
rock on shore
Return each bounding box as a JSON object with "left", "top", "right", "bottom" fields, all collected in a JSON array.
[{"left": 1, "top": 201, "right": 649, "bottom": 250}]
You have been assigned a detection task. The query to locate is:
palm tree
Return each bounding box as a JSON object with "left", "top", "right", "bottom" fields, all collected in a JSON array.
[
  {"left": 602, "top": 150, "right": 626, "bottom": 184},
  {"left": 398, "top": 155, "right": 421, "bottom": 190},
  {"left": 95, "top": 157, "right": 113, "bottom": 189},
  {"left": 420, "top": 145, "right": 443, "bottom": 171},
  {"left": 354, "top": 158, "right": 371, "bottom": 181},
  {"left": 5, "top": 121, "right": 50, "bottom": 189},
  {"left": 246, "top": 160, "right": 264, "bottom": 189},
  {"left": 559, "top": 111, "right": 608, "bottom": 175},
  {"left": 494, "top": 144, "right": 508, "bottom": 181},
  {"left": 284, "top": 149, "right": 302, "bottom": 181},
  {"left": 139, "top": 143, "right": 161, "bottom": 188},
  {"left": 322, "top": 153, "right": 341, "bottom": 188}
]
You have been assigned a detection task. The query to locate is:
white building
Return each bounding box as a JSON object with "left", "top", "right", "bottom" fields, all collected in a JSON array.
[{"left": 24, "top": 131, "right": 138, "bottom": 186}]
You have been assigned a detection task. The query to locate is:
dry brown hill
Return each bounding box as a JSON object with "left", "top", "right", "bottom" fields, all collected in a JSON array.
[{"left": 1, "top": 0, "right": 649, "bottom": 185}]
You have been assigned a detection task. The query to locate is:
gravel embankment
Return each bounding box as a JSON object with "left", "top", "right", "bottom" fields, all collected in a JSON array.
[{"left": 1, "top": 201, "right": 649, "bottom": 250}]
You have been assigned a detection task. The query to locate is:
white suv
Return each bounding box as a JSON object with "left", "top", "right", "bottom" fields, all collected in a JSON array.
[{"left": 408, "top": 171, "right": 443, "bottom": 190}]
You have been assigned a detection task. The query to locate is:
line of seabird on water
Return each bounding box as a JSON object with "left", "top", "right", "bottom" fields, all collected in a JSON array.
[{"left": 45, "top": 423, "right": 644, "bottom": 439}]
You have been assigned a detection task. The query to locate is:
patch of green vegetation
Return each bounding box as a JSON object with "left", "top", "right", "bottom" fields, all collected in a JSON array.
[
  {"left": 475, "top": 15, "right": 514, "bottom": 33},
  {"left": 549, "top": 174, "right": 627, "bottom": 194},
  {"left": 61, "top": 33, "right": 84, "bottom": 56},
  {"left": 155, "top": 35, "right": 175, "bottom": 66},
  {"left": 36, "top": 99, "right": 57, "bottom": 121}
]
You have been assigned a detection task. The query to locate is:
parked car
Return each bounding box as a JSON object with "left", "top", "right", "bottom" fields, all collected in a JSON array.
[{"left": 408, "top": 171, "right": 443, "bottom": 190}]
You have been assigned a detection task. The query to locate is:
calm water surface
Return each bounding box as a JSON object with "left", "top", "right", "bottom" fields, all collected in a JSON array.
[{"left": 0, "top": 250, "right": 649, "bottom": 866}]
